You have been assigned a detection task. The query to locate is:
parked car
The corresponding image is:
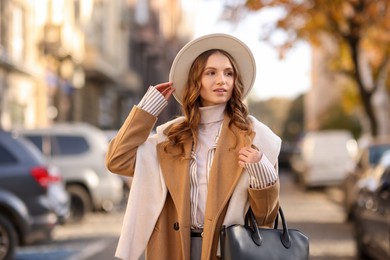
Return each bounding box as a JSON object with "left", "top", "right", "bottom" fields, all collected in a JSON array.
[
  {"left": 278, "top": 141, "right": 295, "bottom": 170},
  {"left": 353, "top": 150, "right": 390, "bottom": 259},
  {"left": 0, "top": 130, "right": 69, "bottom": 260},
  {"left": 290, "top": 130, "right": 358, "bottom": 189},
  {"left": 342, "top": 136, "right": 390, "bottom": 220},
  {"left": 15, "top": 123, "right": 123, "bottom": 222}
]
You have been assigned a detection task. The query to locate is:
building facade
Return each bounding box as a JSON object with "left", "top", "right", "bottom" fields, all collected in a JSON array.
[
  {"left": 305, "top": 36, "right": 345, "bottom": 131},
  {"left": 0, "top": 0, "right": 47, "bottom": 129},
  {"left": 126, "top": 0, "right": 192, "bottom": 125},
  {"left": 0, "top": 0, "right": 192, "bottom": 130}
]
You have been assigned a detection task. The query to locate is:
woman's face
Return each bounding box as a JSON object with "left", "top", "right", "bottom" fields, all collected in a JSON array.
[{"left": 199, "top": 52, "right": 234, "bottom": 107}]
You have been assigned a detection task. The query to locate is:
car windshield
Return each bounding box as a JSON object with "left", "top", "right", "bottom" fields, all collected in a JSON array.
[
  {"left": 17, "top": 136, "right": 47, "bottom": 164},
  {"left": 53, "top": 135, "right": 89, "bottom": 156}
]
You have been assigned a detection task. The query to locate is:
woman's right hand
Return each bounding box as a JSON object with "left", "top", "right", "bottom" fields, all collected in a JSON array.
[{"left": 155, "top": 82, "right": 175, "bottom": 101}]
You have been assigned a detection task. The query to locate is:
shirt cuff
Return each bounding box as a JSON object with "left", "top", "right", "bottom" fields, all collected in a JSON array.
[
  {"left": 137, "top": 86, "right": 168, "bottom": 117},
  {"left": 245, "top": 155, "right": 278, "bottom": 189}
]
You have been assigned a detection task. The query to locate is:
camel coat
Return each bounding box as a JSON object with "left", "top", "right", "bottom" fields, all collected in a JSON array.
[{"left": 106, "top": 106, "right": 281, "bottom": 260}]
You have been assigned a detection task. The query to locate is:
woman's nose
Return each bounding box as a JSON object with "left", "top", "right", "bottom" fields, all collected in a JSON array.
[{"left": 216, "top": 73, "right": 226, "bottom": 85}]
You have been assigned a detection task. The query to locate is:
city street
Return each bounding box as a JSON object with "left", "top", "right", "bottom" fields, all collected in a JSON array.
[
  {"left": 15, "top": 170, "right": 358, "bottom": 260},
  {"left": 2, "top": 1, "right": 388, "bottom": 259}
]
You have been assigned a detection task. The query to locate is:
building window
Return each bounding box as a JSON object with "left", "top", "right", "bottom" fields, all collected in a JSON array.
[
  {"left": 92, "top": 2, "right": 108, "bottom": 56},
  {"left": 74, "top": 0, "right": 80, "bottom": 24},
  {"left": 0, "top": 0, "right": 8, "bottom": 51},
  {"left": 10, "top": 4, "right": 26, "bottom": 62}
]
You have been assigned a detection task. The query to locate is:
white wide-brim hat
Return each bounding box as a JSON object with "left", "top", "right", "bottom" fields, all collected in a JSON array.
[{"left": 169, "top": 33, "right": 256, "bottom": 105}]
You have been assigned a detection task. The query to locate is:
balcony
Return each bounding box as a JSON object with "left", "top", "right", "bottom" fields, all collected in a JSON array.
[{"left": 40, "top": 24, "right": 63, "bottom": 58}]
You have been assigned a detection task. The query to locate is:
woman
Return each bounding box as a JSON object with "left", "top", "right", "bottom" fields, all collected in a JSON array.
[{"left": 106, "top": 33, "right": 281, "bottom": 260}]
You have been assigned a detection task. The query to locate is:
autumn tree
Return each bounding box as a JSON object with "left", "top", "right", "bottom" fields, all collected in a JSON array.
[{"left": 230, "top": 0, "right": 390, "bottom": 136}]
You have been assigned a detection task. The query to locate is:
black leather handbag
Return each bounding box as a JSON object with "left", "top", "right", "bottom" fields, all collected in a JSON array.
[{"left": 220, "top": 207, "right": 309, "bottom": 260}]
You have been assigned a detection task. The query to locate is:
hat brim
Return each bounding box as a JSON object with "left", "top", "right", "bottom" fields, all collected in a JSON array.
[{"left": 169, "top": 33, "right": 256, "bottom": 105}]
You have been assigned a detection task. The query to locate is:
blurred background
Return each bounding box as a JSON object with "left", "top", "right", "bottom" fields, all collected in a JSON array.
[{"left": 0, "top": 0, "right": 389, "bottom": 259}]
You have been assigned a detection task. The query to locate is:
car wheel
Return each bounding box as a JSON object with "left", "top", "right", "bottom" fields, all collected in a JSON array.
[
  {"left": 67, "top": 185, "right": 92, "bottom": 223},
  {"left": 0, "top": 214, "right": 17, "bottom": 260}
]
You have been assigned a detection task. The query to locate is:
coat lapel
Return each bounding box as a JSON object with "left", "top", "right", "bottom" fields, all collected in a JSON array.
[{"left": 156, "top": 139, "right": 192, "bottom": 224}]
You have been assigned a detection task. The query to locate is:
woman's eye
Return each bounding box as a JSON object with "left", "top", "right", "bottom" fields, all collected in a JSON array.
[
  {"left": 225, "top": 71, "right": 234, "bottom": 77},
  {"left": 205, "top": 71, "right": 215, "bottom": 76}
]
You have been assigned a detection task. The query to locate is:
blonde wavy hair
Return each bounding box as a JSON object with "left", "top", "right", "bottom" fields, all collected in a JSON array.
[{"left": 164, "top": 49, "right": 253, "bottom": 157}]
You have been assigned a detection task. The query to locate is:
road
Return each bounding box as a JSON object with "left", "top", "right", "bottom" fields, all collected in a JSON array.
[
  {"left": 279, "top": 171, "right": 357, "bottom": 260},
  {"left": 15, "top": 170, "right": 358, "bottom": 259}
]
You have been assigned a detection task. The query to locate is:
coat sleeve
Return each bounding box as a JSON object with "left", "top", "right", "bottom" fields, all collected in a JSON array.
[
  {"left": 247, "top": 160, "right": 280, "bottom": 227},
  {"left": 248, "top": 178, "right": 280, "bottom": 227},
  {"left": 105, "top": 106, "right": 157, "bottom": 176},
  {"left": 247, "top": 115, "right": 281, "bottom": 227}
]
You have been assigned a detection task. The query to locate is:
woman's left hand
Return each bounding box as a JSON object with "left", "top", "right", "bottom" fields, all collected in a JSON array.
[{"left": 238, "top": 146, "right": 263, "bottom": 167}]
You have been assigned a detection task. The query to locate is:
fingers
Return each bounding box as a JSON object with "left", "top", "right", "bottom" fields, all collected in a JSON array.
[
  {"left": 238, "top": 146, "right": 262, "bottom": 167},
  {"left": 163, "top": 87, "right": 175, "bottom": 101},
  {"left": 155, "top": 82, "right": 172, "bottom": 92},
  {"left": 155, "top": 82, "right": 175, "bottom": 101}
]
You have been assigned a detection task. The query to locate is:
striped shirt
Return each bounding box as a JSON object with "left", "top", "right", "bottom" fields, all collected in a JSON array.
[
  {"left": 138, "top": 86, "right": 168, "bottom": 116},
  {"left": 137, "top": 86, "right": 278, "bottom": 228}
]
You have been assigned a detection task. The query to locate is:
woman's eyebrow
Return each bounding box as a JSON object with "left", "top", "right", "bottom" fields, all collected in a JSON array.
[{"left": 204, "top": 66, "right": 233, "bottom": 70}]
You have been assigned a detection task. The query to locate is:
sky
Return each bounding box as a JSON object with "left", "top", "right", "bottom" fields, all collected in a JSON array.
[{"left": 182, "top": 0, "right": 312, "bottom": 101}]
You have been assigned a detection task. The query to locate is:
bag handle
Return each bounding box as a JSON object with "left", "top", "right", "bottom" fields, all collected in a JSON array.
[{"left": 246, "top": 207, "right": 291, "bottom": 249}]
